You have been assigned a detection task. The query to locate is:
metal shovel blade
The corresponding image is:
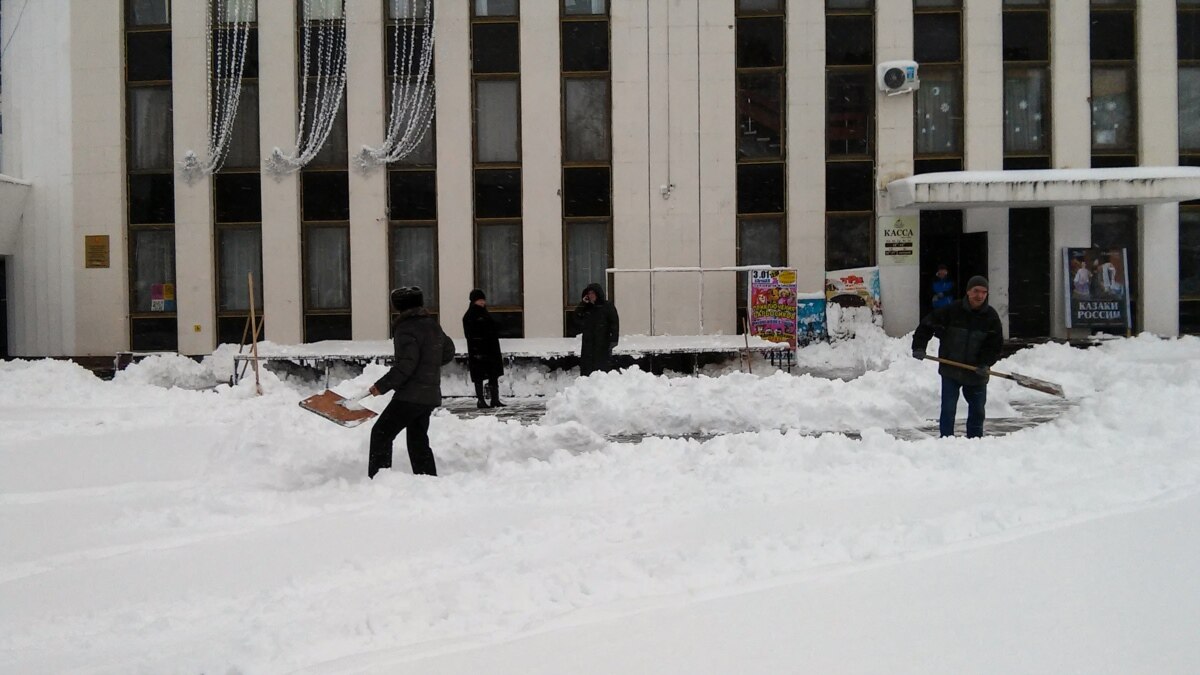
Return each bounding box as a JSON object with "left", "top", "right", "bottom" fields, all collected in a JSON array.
[{"left": 299, "top": 390, "right": 378, "bottom": 428}]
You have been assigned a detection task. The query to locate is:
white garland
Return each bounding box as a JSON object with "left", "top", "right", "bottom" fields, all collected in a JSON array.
[
  {"left": 180, "top": 0, "right": 254, "bottom": 185},
  {"left": 356, "top": 0, "right": 436, "bottom": 171},
  {"left": 266, "top": 0, "right": 349, "bottom": 176}
]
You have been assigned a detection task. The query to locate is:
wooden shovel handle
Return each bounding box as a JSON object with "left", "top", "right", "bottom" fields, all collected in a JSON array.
[{"left": 923, "top": 355, "right": 1011, "bottom": 381}]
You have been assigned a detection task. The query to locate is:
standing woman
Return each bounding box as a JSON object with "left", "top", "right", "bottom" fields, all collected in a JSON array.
[{"left": 462, "top": 289, "right": 505, "bottom": 408}]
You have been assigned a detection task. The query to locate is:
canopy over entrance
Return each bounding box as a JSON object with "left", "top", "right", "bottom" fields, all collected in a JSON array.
[{"left": 886, "top": 166, "right": 1200, "bottom": 210}]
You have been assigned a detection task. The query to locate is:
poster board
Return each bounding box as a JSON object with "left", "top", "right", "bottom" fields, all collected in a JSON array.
[
  {"left": 825, "top": 266, "right": 883, "bottom": 338},
  {"left": 748, "top": 268, "right": 798, "bottom": 347},
  {"left": 1062, "top": 247, "right": 1131, "bottom": 330}
]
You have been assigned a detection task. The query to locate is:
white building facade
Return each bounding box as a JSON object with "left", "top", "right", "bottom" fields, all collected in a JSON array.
[{"left": 2, "top": 0, "right": 1200, "bottom": 358}]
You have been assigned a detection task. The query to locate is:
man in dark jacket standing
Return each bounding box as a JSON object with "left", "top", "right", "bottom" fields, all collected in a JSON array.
[
  {"left": 462, "top": 288, "right": 505, "bottom": 408},
  {"left": 911, "top": 275, "right": 1004, "bottom": 438},
  {"left": 573, "top": 282, "right": 620, "bottom": 376},
  {"left": 368, "top": 287, "right": 455, "bottom": 478}
]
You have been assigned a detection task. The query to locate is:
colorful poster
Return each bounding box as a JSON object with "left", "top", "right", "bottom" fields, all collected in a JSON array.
[
  {"left": 796, "top": 293, "right": 827, "bottom": 345},
  {"left": 1063, "top": 247, "right": 1131, "bottom": 329},
  {"left": 748, "top": 268, "right": 798, "bottom": 347},
  {"left": 878, "top": 215, "right": 918, "bottom": 266},
  {"left": 825, "top": 266, "right": 883, "bottom": 338}
]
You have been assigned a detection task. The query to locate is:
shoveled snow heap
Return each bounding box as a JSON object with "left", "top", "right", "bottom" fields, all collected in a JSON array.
[{"left": 1, "top": 330, "right": 1199, "bottom": 674}]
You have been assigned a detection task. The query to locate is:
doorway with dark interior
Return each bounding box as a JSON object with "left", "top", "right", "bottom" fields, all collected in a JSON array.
[
  {"left": 918, "top": 210, "right": 988, "bottom": 320},
  {"left": 1008, "top": 208, "right": 1052, "bottom": 338}
]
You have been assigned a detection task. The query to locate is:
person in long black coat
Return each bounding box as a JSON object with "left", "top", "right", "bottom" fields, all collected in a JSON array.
[
  {"left": 573, "top": 282, "right": 620, "bottom": 376},
  {"left": 462, "top": 288, "right": 505, "bottom": 408},
  {"left": 367, "top": 286, "right": 456, "bottom": 478},
  {"left": 911, "top": 275, "right": 1004, "bottom": 439}
]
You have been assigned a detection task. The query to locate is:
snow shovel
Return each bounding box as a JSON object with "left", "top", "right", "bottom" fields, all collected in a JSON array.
[
  {"left": 299, "top": 390, "right": 378, "bottom": 428},
  {"left": 924, "top": 355, "right": 1065, "bottom": 398}
]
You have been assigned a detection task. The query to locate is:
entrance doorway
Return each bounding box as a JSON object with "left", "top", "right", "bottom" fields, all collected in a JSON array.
[
  {"left": 1008, "top": 208, "right": 1052, "bottom": 337},
  {"left": 918, "top": 211, "right": 988, "bottom": 319}
]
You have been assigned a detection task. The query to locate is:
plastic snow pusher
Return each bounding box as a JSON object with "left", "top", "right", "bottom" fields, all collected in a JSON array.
[
  {"left": 924, "top": 355, "right": 1065, "bottom": 398},
  {"left": 299, "top": 391, "right": 378, "bottom": 427}
]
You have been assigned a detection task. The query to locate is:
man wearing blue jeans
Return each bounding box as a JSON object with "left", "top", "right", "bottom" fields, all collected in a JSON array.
[{"left": 911, "top": 276, "right": 1004, "bottom": 438}]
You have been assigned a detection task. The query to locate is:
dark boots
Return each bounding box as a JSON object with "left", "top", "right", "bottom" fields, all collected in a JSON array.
[
  {"left": 489, "top": 378, "right": 505, "bottom": 407},
  {"left": 474, "top": 381, "right": 491, "bottom": 409}
]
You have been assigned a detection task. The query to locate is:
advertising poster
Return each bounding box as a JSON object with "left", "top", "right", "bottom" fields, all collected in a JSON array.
[
  {"left": 796, "top": 293, "right": 828, "bottom": 345},
  {"left": 825, "top": 266, "right": 883, "bottom": 338},
  {"left": 878, "top": 215, "right": 919, "bottom": 266},
  {"left": 1062, "top": 247, "right": 1131, "bottom": 329},
  {"left": 748, "top": 268, "right": 798, "bottom": 347}
]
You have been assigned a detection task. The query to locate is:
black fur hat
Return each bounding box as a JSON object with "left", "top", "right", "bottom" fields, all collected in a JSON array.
[
  {"left": 391, "top": 286, "right": 424, "bottom": 311},
  {"left": 469, "top": 288, "right": 486, "bottom": 302}
]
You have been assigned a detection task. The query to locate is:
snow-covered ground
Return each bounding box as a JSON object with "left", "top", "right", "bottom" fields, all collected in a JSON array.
[{"left": 2, "top": 330, "right": 1199, "bottom": 674}]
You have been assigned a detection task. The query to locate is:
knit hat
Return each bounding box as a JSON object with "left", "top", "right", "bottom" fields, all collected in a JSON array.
[
  {"left": 469, "top": 288, "right": 486, "bottom": 302},
  {"left": 391, "top": 286, "right": 424, "bottom": 311},
  {"left": 966, "top": 275, "right": 989, "bottom": 291}
]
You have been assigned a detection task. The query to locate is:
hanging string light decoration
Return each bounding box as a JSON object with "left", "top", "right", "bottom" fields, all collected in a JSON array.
[
  {"left": 179, "top": 0, "right": 255, "bottom": 185},
  {"left": 265, "top": 0, "right": 349, "bottom": 176},
  {"left": 356, "top": 0, "right": 436, "bottom": 171}
]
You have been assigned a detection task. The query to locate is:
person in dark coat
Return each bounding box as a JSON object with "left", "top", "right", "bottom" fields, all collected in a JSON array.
[
  {"left": 462, "top": 288, "right": 505, "bottom": 409},
  {"left": 573, "top": 282, "right": 620, "bottom": 376},
  {"left": 367, "top": 286, "right": 456, "bottom": 478},
  {"left": 911, "top": 275, "right": 1004, "bottom": 439}
]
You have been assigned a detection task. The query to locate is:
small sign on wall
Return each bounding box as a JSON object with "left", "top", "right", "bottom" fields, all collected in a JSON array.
[
  {"left": 878, "top": 215, "right": 918, "bottom": 266},
  {"left": 84, "top": 235, "right": 110, "bottom": 269}
]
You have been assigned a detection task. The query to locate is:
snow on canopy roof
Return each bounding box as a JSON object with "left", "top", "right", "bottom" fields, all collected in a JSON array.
[{"left": 886, "top": 166, "right": 1200, "bottom": 210}]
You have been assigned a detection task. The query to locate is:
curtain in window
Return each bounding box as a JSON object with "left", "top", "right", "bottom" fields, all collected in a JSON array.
[
  {"left": 1004, "top": 68, "right": 1047, "bottom": 153},
  {"left": 304, "top": 0, "right": 343, "bottom": 21},
  {"left": 388, "top": 0, "right": 428, "bottom": 19},
  {"left": 220, "top": 0, "right": 257, "bottom": 22},
  {"left": 1091, "top": 68, "right": 1134, "bottom": 151},
  {"left": 476, "top": 224, "right": 521, "bottom": 306},
  {"left": 564, "top": 0, "right": 607, "bottom": 16},
  {"left": 564, "top": 79, "right": 610, "bottom": 162},
  {"left": 567, "top": 222, "right": 609, "bottom": 302},
  {"left": 224, "top": 83, "right": 260, "bottom": 169},
  {"left": 390, "top": 226, "right": 438, "bottom": 308},
  {"left": 305, "top": 226, "right": 351, "bottom": 309},
  {"left": 132, "top": 229, "right": 176, "bottom": 312},
  {"left": 475, "top": 80, "right": 519, "bottom": 163},
  {"left": 475, "top": 0, "right": 518, "bottom": 17},
  {"left": 1180, "top": 69, "right": 1200, "bottom": 151},
  {"left": 916, "top": 70, "right": 962, "bottom": 155},
  {"left": 218, "top": 228, "right": 263, "bottom": 311},
  {"left": 129, "top": 87, "right": 174, "bottom": 171},
  {"left": 129, "top": 0, "right": 169, "bottom": 25},
  {"left": 737, "top": 218, "right": 783, "bottom": 303}
]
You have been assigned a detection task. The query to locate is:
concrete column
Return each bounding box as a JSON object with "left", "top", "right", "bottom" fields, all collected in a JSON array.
[
  {"left": 648, "top": 0, "right": 701, "bottom": 335},
  {"left": 258, "top": 0, "right": 303, "bottom": 344},
  {"left": 1139, "top": 1, "right": 1181, "bottom": 337},
  {"left": 520, "top": 1, "right": 564, "bottom": 337},
  {"left": 698, "top": 0, "right": 736, "bottom": 334},
  {"left": 171, "top": 1, "right": 216, "bottom": 355},
  {"left": 962, "top": 0, "right": 1007, "bottom": 335},
  {"left": 70, "top": 0, "right": 127, "bottom": 356},
  {"left": 346, "top": 0, "right": 389, "bottom": 339},
  {"left": 875, "top": 0, "right": 917, "bottom": 336},
  {"left": 434, "top": 0, "right": 473, "bottom": 337},
  {"left": 611, "top": 0, "right": 652, "bottom": 335},
  {"left": 787, "top": 0, "right": 825, "bottom": 295},
  {"left": 1049, "top": 0, "right": 1092, "bottom": 339}
]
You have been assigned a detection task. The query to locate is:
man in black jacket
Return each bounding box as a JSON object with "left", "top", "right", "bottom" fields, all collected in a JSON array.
[
  {"left": 462, "top": 288, "right": 504, "bottom": 409},
  {"left": 573, "top": 282, "right": 620, "bottom": 376},
  {"left": 368, "top": 287, "right": 456, "bottom": 478},
  {"left": 911, "top": 275, "right": 1004, "bottom": 438}
]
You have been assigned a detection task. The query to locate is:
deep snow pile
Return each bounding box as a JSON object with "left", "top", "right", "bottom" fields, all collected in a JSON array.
[{"left": 1, "top": 332, "right": 1199, "bottom": 674}]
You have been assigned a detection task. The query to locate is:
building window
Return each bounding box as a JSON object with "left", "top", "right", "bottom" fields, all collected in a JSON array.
[
  {"left": 1179, "top": 1, "right": 1200, "bottom": 332},
  {"left": 1002, "top": 0, "right": 1050, "bottom": 169},
  {"left": 1090, "top": 1, "right": 1137, "bottom": 166},
  {"left": 473, "top": 1, "right": 523, "bottom": 336},
  {"left": 126, "top": 0, "right": 176, "bottom": 351},
  {"left": 825, "top": 0, "right": 873, "bottom": 273},
  {"left": 914, "top": 0, "right": 963, "bottom": 163}
]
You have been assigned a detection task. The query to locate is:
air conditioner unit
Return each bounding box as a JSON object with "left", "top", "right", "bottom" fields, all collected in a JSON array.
[{"left": 877, "top": 60, "right": 920, "bottom": 96}]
